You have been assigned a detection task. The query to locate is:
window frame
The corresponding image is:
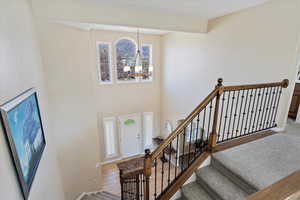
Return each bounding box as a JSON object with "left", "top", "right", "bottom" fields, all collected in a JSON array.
[
  {"left": 114, "top": 37, "right": 139, "bottom": 84},
  {"left": 102, "top": 117, "right": 118, "bottom": 159},
  {"left": 96, "top": 41, "right": 113, "bottom": 85},
  {"left": 140, "top": 44, "right": 154, "bottom": 83}
]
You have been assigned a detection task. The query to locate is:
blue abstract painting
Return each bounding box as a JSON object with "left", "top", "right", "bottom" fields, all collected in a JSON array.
[{"left": 0, "top": 89, "right": 45, "bottom": 199}]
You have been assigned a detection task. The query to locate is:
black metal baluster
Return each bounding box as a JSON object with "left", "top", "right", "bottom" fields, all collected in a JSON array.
[
  {"left": 161, "top": 151, "right": 165, "bottom": 194},
  {"left": 252, "top": 89, "right": 261, "bottom": 133},
  {"left": 227, "top": 91, "right": 236, "bottom": 139},
  {"left": 218, "top": 93, "right": 226, "bottom": 142},
  {"left": 142, "top": 174, "right": 145, "bottom": 200},
  {"left": 222, "top": 92, "right": 231, "bottom": 141},
  {"left": 194, "top": 114, "right": 200, "bottom": 155},
  {"left": 207, "top": 101, "right": 213, "bottom": 140},
  {"left": 174, "top": 135, "right": 179, "bottom": 178},
  {"left": 244, "top": 89, "right": 253, "bottom": 135},
  {"left": 154, "top": 158, "right": 157, "bottom": 199},
  {"left": 168, "top": 143, "right": 172, "bottom": 186},
  {"left": 236, "top": 90, "right": 245, "bottom": 136},
  {"left": 272, "top": 87, "right": 283, "bottom": 126},
  {"left": 259, "top": 88, "right": 269, "bottom": 130},
  {"left": 231, "top": 91, "right": 240, "bottom": 138},
  {"left": 269, "top": 87, "right": 280, "bottom": 128},
  {"left": 181, "top": 129, "right": 186, "bottom": 171},
  {"left": 136, "top": 175, "right": 140, "bottom": 200},
  {"left": 188, "top": 121, "right": 193, "bottom": 166},
  {"left": 262, "top": 87, "right": 272, "bottom": 129},
  {"left": 141, "top": 174, "right": 143, "bottom": 200},
  {"left": 248, "top": 89, "right": 257, "bottom": 134},
  {"left": 255, "top": 88, "right": 265, "bottom": 132},
  {"left": 266, "top": 87, "right": 276, "bottom": 129},
  {"left": 202, "top": 107, "right": 207, "bottom": 144},
  {"left": 240, "top": 90, "right": 249, "bottom": 137}
]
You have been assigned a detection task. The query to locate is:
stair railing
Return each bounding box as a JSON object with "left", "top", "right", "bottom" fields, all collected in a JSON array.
[{"left": 120, "top": 78, "right": 289, "bottom": 200}]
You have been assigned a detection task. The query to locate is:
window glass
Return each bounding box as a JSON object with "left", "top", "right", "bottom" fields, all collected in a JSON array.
[
  {"left": 98, "top": 43, "right": 111, "bottom": 83},
  {"left": 116, "top": 39, "right": 137, "bottom": 81},
  {"left": 141, "top": 45, "right": 153, "bottom": 81},
  {"left": 103, "top": 118, "right": 117, "bottom": 158}
]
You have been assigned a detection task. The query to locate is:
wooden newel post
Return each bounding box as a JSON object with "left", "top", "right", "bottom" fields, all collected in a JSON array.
[
  {"left": 144, "top": 149, "right": 152, "bottom": 200},
  {"left": 209, "top": 78, "right": 223, "bottom": 151}
]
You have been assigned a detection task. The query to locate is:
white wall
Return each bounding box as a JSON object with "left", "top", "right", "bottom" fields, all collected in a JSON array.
[
  {"left": 161, "top": 0, "right": 300, "bottom": 133},
  {"left": 36, "top": 22, "right": 102, "bottom": 199},
  {"left": 0, "top": 0, "right": 65, "bottom": 199},
  {"left": 90, "top": 30, "right": 161, "bottom": 161}
]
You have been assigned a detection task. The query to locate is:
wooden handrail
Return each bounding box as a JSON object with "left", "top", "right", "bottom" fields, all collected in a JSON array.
[
  {"left": 150, "top": 78, "right": 288, "bottom": 161},
  {"left": 223, "top": 79, "right": 289, "bottom": 91},
  {"left": 150, "top": 88, "right": 219, "bottom": 159}
]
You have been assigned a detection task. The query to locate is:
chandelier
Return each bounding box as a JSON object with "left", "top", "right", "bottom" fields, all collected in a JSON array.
[{"left": 123, "top": 29, "right": 153, "bottom": 77}]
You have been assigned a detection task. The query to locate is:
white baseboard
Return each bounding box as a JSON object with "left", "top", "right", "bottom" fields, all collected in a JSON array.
[{"left": 272, "top": 127, "right": 285, "bottom": 133}]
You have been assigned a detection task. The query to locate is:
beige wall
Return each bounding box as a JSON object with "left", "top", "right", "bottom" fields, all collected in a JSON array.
[
  {"left": 161, "top": 0, "right": 300, "bottom": 133},
  {"left": 36, "top": 22, "right": 162, "bottom": 196},
  {"left": 0, "top": 0, "right": 65, "bottom": 200},
  {"left": 37, "top": 22, "right": 102, "bottom": 199},
  {"left": 90, "top": 30, "right": 161, "bottom": 161}
]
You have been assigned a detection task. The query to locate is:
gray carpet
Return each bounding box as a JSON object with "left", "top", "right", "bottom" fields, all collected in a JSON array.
[
  {"left": 181, "top": 133, "right": 300, "bottom": 200},
  {"left": 213, "top": 134, "right": 300, "bottom": 190},
  {"left": 81, "top": 192, "right": 120, "bottom": 200},
  {"left": 285, "top": 118, "right": 300, "bottom": 137}
]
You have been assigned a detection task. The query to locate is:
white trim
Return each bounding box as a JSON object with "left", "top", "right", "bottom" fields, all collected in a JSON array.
[
  {"left": 272, "top": 127, "right": 285, "bottom": 133},
  {"left": 141, "top": 44, "right": 154, "bottom": 83},
  {"left": 1, "top": 88, "right": 36, "bottom": 111},
  {"left": 142, "top": 112, "right": 154, "bottom": 149},
  {"left": 75, "top": 192, "right": 86, "bottom": 200},
  {"left": 102, "top": 117, "right": 118, "bottom": 159},
  {"left": 96, "top": 41, "right": 113, "bottom": 85}
]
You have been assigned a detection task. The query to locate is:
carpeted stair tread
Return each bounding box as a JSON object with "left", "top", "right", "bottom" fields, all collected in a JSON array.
[
  {"left": 181, "top": 182, "right": 214, "bottom": 200},
  {"left": 196, "top": 166, "right": 249, "bottom": 200},
  {"left": 212, "top": 134, "right": 300, "bottom": 190},
  {"left": 82, "top": 192, "right": 120, "bottom": 200},
  {"left": 101, "top": 191, "right": 120, "bottom": 199}
]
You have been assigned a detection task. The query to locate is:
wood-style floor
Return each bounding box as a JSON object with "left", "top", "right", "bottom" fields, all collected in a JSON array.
[{"left": 101, "top": 159, "right": 177, "bottom": 198}]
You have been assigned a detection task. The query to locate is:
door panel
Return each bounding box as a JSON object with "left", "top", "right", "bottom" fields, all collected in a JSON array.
[{"left": 119, "top": 114, "right": 142, "bottom": 158}]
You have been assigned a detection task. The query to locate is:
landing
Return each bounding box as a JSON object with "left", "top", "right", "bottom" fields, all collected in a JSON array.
[{"left": 213, "top": 134, "right": 300, "bottom": 190}]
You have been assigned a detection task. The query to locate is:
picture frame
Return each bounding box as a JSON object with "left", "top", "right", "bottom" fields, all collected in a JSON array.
[{"left": 0, "top": 88, "right": 46, "bottom": 200}]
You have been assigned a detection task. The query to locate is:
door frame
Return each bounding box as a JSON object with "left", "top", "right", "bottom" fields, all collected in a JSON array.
[{"left": 118, "top": 113, "right": 143, "bottom": 158}]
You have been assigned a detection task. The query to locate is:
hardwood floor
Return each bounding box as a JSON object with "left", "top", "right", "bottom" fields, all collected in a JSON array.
[
  {"left": 101, "top": 159, "right": 177, "bottom": 199},
  {"left": 101, "top": 163, "right": 121, "bottom": 196}
]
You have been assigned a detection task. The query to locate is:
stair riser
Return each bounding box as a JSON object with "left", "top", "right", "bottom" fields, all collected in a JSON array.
[
  {"left": 196, "top": 177, "right": 223, "bottom": 200},
  {"left": 211, "top": 157, "right": 258, "bottom": 194}
]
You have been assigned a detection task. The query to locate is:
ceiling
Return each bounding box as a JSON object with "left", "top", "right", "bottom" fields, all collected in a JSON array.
[
  {"left": 57, "top": 21, "right": 171, "bottom": 35},
  {"left": 82, "top": 0, "right": 271, "bottom": 19}
]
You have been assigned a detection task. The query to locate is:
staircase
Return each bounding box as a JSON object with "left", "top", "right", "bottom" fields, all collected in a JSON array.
[
  {"left": 117, "top": 78, "right": 290, "bottom": 200},
  {"left": 181, "top": 133, "right": 300, "bottom": 200},
  {"left": 81, "top": 191, "right": 120, "bottom": 200},
  {"left": 181, "top": 156, "right": 256, "bottom": 200}
]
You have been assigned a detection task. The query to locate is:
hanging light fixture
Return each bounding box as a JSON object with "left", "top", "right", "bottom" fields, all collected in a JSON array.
[{"left": 126, "top": 29, "right": 151, "bottom": 78}]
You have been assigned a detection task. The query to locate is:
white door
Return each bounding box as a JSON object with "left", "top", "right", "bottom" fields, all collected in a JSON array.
[{"left": 119, "top": 114, "right": 142, "bottom": 158}]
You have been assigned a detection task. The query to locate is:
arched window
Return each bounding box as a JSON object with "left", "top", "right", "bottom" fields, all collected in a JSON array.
[{"left": 115, "top": 38, "right": 137, "bottom": 81}]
